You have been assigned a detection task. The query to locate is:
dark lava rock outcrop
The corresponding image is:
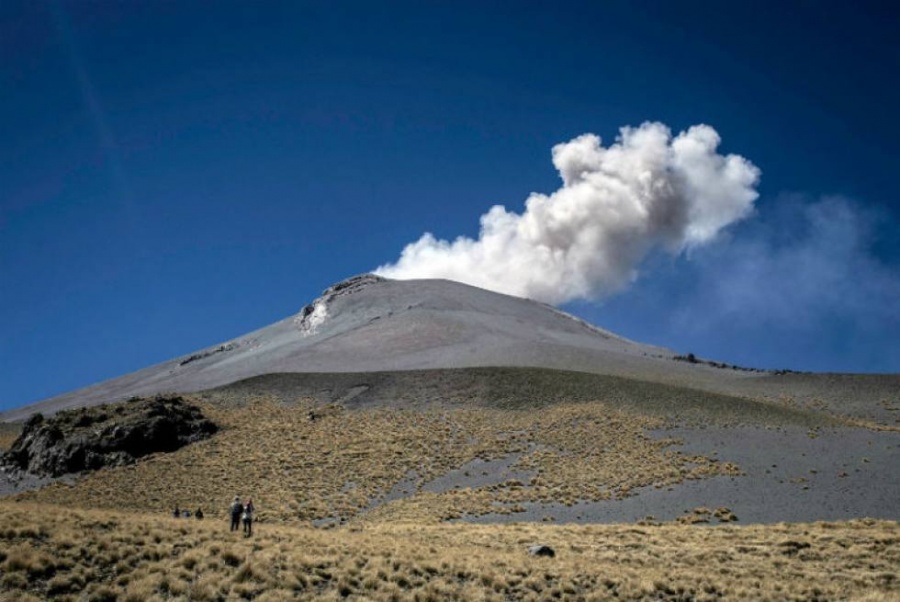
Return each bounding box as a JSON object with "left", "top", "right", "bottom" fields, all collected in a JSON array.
[{"left": 1, "top": 396, "right": 217, "bottom": 477}]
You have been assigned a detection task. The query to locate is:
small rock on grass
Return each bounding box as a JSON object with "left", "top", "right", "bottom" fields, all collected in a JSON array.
[{"left": 528, "top": 544, "right": 555, "bottom": 558}]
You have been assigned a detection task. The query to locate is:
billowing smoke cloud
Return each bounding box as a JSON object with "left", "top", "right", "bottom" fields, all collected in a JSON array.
[
  {"left": 375, "top": 122, "right": 761, "bottom": 305},
  {"left": 672, "top": 195, "right": 900, "bottom": 331},
  {"left": 595, "top": 195, "right": 900, "bottom": 372}
]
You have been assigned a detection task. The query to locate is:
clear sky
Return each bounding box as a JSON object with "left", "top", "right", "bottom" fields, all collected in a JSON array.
[{"left": 2, "top": 1, "right": 899, "bottom": 411}]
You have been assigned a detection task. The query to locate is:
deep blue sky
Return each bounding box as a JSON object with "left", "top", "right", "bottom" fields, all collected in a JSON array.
[{"left": 2, "top": 1, "right": 899, "bottom": 410}]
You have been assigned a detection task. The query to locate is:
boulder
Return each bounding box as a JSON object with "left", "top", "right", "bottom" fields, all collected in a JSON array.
[
  {"left": 528, "top": 544, "right": 556, "bottom": 558},
  {"left": 1, "top": 395, "right": 217, "bottom": 477}
]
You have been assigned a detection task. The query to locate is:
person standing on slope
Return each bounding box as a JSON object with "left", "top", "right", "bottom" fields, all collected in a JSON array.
[
  {"left": 229, "top": 496, "right": 243, "bottom": 532},
  {"left": 242, "top": 498, "right": 255, "bottom": 536}
]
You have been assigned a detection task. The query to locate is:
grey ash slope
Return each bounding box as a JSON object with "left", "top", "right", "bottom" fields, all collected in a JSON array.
[
  {"left": 5, "top": 274, "right": 898, "bottom": 423},
  {"left": 4, "top": 275, "right": 898, "bottom": 524},
  {"left": 4, "top": 274, "right": 667, "bottom": 420}
]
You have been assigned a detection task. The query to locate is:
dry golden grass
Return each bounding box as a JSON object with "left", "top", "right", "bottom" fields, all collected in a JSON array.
[
  {"left": 15, "top": 395, "right": 737, "bottom": 524},
  {"left": 0, "top": 501, "right": 896, "bottom": 601},
  {"left": 0, "top": 423, "right": 21, "bottom": 453},
  {"left": 4, "top": 383, "right": 898, "bottom": 600}
]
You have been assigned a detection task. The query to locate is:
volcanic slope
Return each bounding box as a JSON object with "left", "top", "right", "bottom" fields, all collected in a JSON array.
[
  {"left": 5, "top": 274, "right": 898, "bottom": 425},
  {"left": 1, "top": 274, "right": 665, "bottom": 420},
  {"left": 2, "top": 275, "right": 898, "bottom": 527}
]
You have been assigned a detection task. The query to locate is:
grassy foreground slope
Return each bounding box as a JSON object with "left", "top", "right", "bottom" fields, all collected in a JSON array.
[
  {"left": 0, "top": 502, "right": 897, "bottom": 602},
  {"left": 2, "top": 367, "right": 897, "bottom": 600},
  {"left": 7, "top": 367, "right": 880, "bottom": 524},
  {"left": 12, "top": 393, "right": 743, "bottom": 524}
]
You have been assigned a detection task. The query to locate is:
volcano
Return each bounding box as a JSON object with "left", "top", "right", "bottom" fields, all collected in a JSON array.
[
  {"left": 3, "top": 274, "right": 897, "bottom": 426},
  {"left": 2, "top": 274, "right": 898, "bottom": 526},
  {"left": 0, "top": 274, "right": 674, "bottom": 420}
]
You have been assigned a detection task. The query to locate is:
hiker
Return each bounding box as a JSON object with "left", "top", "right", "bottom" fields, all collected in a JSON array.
[
  {"left": 242, "top": 498, "right": 255, "bottom": 536},
  {"left": 229, "top": 496, "right": 243, "bottom": 531},
  {"left": 195, "top": 507, "right": 204, "bottom": 520},
  {"left": 173, "top": 505, "right": 180, "bottom": 518}
]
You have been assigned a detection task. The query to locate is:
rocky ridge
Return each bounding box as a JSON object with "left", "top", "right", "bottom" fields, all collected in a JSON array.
[{"left": 1, "top": 395, "right": 217, "bottom": 477}]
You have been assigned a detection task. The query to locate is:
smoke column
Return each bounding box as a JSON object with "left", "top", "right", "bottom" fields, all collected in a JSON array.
[{"left": 375, "top": 122, "right": 761, "bottom": 305}]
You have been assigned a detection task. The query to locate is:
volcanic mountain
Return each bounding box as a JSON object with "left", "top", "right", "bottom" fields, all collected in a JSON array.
[
  {"left": 3, "top": 274, "right": 897, "bottom": 425},
  {"left": 0, "top": 274, "right": 676, "bottom": 420},
  {"left": 2, "top": 274, "right": 898, "bottom": 527}
]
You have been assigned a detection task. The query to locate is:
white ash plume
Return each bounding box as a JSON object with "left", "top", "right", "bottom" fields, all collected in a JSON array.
[{"left": 375, "top": 122, "right": 760, "bottom": 304}]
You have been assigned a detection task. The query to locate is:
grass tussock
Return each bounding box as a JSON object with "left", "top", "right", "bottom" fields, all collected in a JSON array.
[
  {"left": 15, "top": 396, "right": 737, "bottom": 524},
  {"left": 0, "top": 501, "right": 896, "bottom": 601}
]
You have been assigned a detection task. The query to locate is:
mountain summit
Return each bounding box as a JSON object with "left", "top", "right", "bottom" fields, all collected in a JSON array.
[
  {"left": 4, "top": 274, "right": 897, "bottom": 425},
  {"left": 5, "top": 275, "right": 677, "bottom": 420}
]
